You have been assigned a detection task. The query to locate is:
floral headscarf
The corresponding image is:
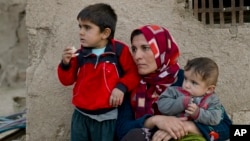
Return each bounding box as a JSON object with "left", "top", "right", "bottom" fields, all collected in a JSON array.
[{"left": 130, "top": 25, "right": 180, "bottom": 118}]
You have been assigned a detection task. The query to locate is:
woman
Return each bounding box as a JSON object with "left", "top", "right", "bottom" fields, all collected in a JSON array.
[{"left": 115, "top": 25, "right": 231, "bottom": 141}]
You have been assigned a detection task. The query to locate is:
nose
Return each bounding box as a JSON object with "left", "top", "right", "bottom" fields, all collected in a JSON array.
[
  {"left": 133, "top": 49, "right": 143, "bottom": 61},
  {"left": 182, "top": 80, "right": 190, "bottom": 89},
  {"left": 79, "top": 28, "right": 85, "bottom": 36}
]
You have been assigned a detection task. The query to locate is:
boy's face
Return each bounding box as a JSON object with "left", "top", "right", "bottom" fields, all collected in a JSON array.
[
  {"left": 182, "top": 69, "right": 214, "bottom": 97},
  {"left": 78, "top": 20, "right": 108, "bottom": 48}
]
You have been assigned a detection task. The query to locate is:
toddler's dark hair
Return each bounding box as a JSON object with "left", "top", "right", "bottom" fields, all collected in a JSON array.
[{"left": 184, "top": 57, "right": 219, "bottom": 85}]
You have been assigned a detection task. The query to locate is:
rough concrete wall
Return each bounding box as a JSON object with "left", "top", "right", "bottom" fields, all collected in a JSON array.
[
  {"left": 26, "top": 0, "right": 250, "bottom": 140},
  {"left": 0, "top": 0, "right": 27, "bottom": 88}
]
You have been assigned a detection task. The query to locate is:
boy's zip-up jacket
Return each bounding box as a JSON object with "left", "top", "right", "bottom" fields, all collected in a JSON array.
[{"left": 57, "top": 39, "right": 140, "bottom": 113}]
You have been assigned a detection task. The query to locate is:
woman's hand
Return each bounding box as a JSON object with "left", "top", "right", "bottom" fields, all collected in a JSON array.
[
  {"left": 182, "top": 120, "right": 202, "bottom": 135},
  {"left": 152, "top": 129, "right": 172, "bottom": 141},
  {"left": 144, "top": 115, "right": 188, "bottom": 140}
]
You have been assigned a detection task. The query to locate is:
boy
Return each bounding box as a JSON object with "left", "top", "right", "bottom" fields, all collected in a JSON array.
[
  {"left": 157, "top": 57, "right": 231, "bottom": 140},
  {"left": 57, "top": 3, "right": 140, "bottom": 141}
]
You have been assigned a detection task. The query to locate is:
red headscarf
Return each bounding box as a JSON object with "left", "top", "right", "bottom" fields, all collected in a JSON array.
[{"left": 130, "top": 25, "right": 180, "bottom": 118}]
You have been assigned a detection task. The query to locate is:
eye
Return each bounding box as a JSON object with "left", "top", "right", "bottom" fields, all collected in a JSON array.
[
  {"left": 142, "top": 46, "right": 151, "bottom": 51},
  {"left": 191, "top": 80, "right": 198, "bottom": 85},
  {"left": 131, "top": 46, "right": 137, "bottom": 54},
  {"left": 84, "top": 25, "right": 91, "bottom": 30},
  {"left": 78, "top": 24, "right": 82, "bottom": 29}
]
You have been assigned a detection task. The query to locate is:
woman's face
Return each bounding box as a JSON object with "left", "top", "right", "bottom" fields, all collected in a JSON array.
[{"left": 131, "top": 34, "right": 157, "bottom": 75}]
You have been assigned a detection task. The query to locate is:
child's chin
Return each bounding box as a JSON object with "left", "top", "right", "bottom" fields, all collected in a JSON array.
[{"left": 80, "top": 43, "right": 89, "bottom": 47}]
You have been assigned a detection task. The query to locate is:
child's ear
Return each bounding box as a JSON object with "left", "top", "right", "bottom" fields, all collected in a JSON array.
[
  {"left": 102, "top": 28, "right": 111, "bottom": 39},
  {"left": 206, "top": 85, "right": 215, "bottom": 94}
]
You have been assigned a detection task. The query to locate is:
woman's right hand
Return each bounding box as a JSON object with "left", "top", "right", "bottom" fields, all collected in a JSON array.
[{"left": 144, "top": 115, "right": 188, "bottom": 140}]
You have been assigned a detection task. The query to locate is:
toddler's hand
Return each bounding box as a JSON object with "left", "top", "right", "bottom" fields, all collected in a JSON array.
[
  {"left": 62, "top": 46, "right": 78, "bottom": 65},
  {"left": 185, "top": 103, "right": 199, "bottom": 116},
  {"left": 109, "top": 88, "right": 124, "bottom": 107}
]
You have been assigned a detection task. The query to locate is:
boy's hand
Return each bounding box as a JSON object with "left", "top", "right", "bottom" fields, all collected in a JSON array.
[
  {"left": 185, "top": 103, "right": 199, "bottom": 116},
  {"left": 109, "top": 88, "right": 124, "bottom": 107},
  {"left": 62, "top": 46, "right": 78, "bottom": 65}
]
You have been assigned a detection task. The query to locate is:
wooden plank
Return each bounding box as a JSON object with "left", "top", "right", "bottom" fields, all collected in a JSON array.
[
  {"left": 201, "top": 0, "right": 206, "bottom": 24},
  {"left": 0, "top": 129, "right": 25, "bottom": 141},
  {"left": 231, "top": 0, "right": 236, "bottom": 25},
  {"left": 219, "top": 0, "right": 224, "bottom": 27},
  {"left": 239, "top": 0, "right": 244, "bottom": 25},
  {"left": 0, "top": 129, "right": 19, "bottom": 139},
  {"left": 209, "top": 0, "right": 214, "bottom": 26},
  {"left": 193, "top": 0, "right": 198, "bottom": 19}
]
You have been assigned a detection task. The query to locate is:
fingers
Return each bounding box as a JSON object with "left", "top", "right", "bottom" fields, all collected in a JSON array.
[
  {"left": 118, "top": 96, "right": 124, "bottom": 105},
  {"left": 152, "top": 130, "right": 172, "bottom": 141},
  {"left": 109, "top": 88, "right": 124, "bottom": 107},
  {"left": 177, "top": 123, "right": 187, "bottom": 139},
  {"left": 179, "top": 116, "right": 188, "bottom": 121},
  {"left": 109, "top": 95, "right": 120, "bottom": 107},
  {"left": 161, "top": 117, "right": 187, "bottom": 139},
  {"left": 62, "top": 46, "right": 78, "bottom": 64},
  {"left": 175, "top": 120, "right": 188, "bottom": 139},
  {"left": 178, "top": 117, "right": 189, "bottom": 136},
  {"left": 186, "top": 103, "right": 198, "bottom": 115},
  {"left": 165, "top": 128, "right": 178, "bottom": 140}
]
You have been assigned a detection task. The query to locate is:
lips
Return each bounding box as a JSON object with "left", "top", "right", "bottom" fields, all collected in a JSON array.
[{"left": 137, "top": 64, "right": 146, "bottom": 68}]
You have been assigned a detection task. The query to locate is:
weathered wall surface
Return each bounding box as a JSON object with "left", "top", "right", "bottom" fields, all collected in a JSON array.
[
  {"left": 0, "top": 0, "right": 27, "bottom": 121},
  {"left": 25, "top": 0, "right": 250, "bottom": 140},
  {"left": 0, "top": 0, "right": 27, "bottom": 88}
]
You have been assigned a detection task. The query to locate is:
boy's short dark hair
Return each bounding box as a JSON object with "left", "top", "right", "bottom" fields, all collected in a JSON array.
[
  {"left": 184, "top": 57, "right": 219, "bottom": 85},
  {"left": 77, "top": 3, "right": 117, "bottom": 40}
]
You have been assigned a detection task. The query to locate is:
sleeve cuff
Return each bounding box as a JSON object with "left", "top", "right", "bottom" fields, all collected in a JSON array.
[
  {"left": 183, "top": 96, "right": 191, "bottom": 108},
  {"left": 140, "top": 114, "right": 152, "bottom": 127},
  {"left": 60, "top": 60, "right": 71, "bottom": 70},
  {"left": 191, "top": 108, "right": 200, "bottom": 120},
  {"left": 116, "top": 82, "right": 128, "bottom": 93}
]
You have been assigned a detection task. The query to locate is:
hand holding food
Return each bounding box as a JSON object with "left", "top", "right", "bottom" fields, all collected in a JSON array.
[{"left": 62, "top": 46, "right": 79, "bottom": 65}]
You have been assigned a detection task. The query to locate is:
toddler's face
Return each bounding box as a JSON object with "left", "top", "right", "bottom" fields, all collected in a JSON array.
[{"left": 182, "top": 69, "right": 210, "bottom": 97}]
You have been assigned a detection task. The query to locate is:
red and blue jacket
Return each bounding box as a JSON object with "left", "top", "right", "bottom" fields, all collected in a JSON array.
[{"left": 58, "top": 39, "right": 140, "bottom": 113}]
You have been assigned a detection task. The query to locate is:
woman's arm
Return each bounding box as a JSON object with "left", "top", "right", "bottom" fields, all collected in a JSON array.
[{"left": 116, "top": 99, "right": 188, "bottom": 141}]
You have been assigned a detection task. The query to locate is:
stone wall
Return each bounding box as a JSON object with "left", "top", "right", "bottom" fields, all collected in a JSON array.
[{"left": 14, "top": 0, "right": 250, "bottom": 140}]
